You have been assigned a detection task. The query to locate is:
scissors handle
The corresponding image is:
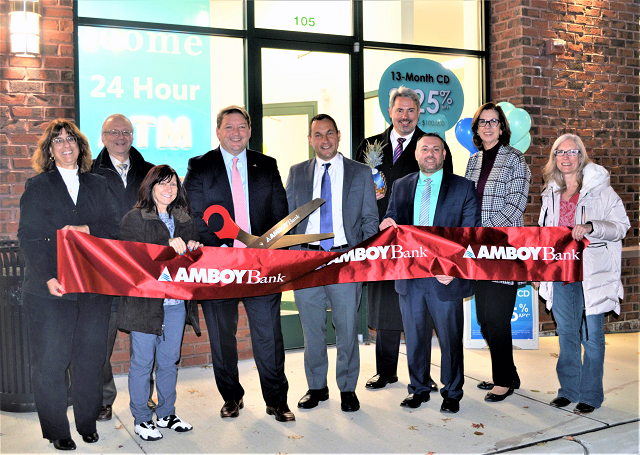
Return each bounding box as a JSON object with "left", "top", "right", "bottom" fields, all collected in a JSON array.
[{"left": 203, "top": 205, "right": 240, "bottom": 240}]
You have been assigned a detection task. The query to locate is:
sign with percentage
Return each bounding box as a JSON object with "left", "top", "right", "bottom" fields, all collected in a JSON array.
[
  {"left": 378, "top": 58, "right": 464, "bottom": 135},
  {"left": 464, "top": 284, "right": 539, "bottom": 350}
]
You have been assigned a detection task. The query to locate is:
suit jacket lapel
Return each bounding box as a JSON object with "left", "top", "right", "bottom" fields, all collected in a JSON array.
[
  {"left": 433, "top": 171, "right": 451, "bottom": 226},
  {"left": 341, "top": 155, "right": 354, "bottom": 221},
  {"left": 212, "top": 148, "right": 234, "bottom": 215},
  {"left": 407, "top": 172, "right": 420, "bottom": 222},
  {"left": 48, "top": 169, "right": 76, "bottom": 211}
]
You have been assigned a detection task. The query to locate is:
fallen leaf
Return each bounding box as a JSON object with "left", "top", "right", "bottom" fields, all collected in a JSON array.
[
  {"left": 471, "top": 423, "right": 484, "bottom": 429},
  {"left": 613, "top": 367, "right": 618, "bottom": 370},
  {"left": 118, "top": 445, "right": 123, "bottom": 448},
  {"left": 441, "top": 418, "right": 452, "bottom": 422},
  {"left": 187, "top": 389, "right": 197, "bottom": 394},
  {"left": 474, "top": 431, "right": 484, "bottom": 436},
  {"left": 523, "top": 406, "right": 529, "bottom": 409},
  {"left": 530, "top": 389, "right": 540, "bottom": 392},
  {"left": 287, "top": 435, "right": 303, "bottom": 440},
  {"left": 201, "top": 365, "right": 212, "bottom": 369},
  {"left": 547, "top": 391, "right": 555, "bottom": 394},
  {"left": 564, "top": 436, "right": 575, "bottom": 441},
  {"left": 605, "top": 342, "right": 609, "bottom": 345},
  {"left": 408, "top": 425, "right": 418, "bottom": 430},
  {"left": 116, "top": 424, "right": 123, "bottom": 429},
  {"left": 427, "top": 452, "right": 435, "bottom": 455},
  {"left": 550, "top": 352, "right": 559, "bottom": 358}
]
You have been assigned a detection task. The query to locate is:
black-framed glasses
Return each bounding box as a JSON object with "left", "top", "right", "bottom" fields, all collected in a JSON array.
[
  {"left": 477, "top": 118, "right": 500, "bottom": 128},
  {"left": 52, "top": 136, "right": 78, "bottom": 146},
  {"left": 554, "top": 149, "right": 581, "bottom": 156},
  {"left": 104, "top": 129, "right": 132, "bottom": 137}
]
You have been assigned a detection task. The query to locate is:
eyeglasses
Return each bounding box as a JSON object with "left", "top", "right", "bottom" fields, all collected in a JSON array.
[
  {"left": 103, "top": 129, "right": 132, "bottom": 137},
  {"left": 52, "top": 136, "right": 78, "bottom": 146},
  {"left": 477, "top": 119, "right": 500, "bottom": 128},
  {"left": 554, "top": 149, "right": 581, "bottom": 156}
]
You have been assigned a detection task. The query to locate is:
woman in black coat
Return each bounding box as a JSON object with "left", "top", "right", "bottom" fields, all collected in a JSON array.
[
  {"left": 18, "top": 119, "right": 119, "bottom": 450},
  {"left": 117, "top": 165, "right": 202, "bottom": 442}
]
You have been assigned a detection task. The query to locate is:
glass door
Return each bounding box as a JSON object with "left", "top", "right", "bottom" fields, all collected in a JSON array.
[{"left": 260, "top": 47, "right": 352, "bottom": 349}]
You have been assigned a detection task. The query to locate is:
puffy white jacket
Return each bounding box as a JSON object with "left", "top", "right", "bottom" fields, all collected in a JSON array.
[{"left": 538, "top": 163, "right": 630, "bottom": 315}]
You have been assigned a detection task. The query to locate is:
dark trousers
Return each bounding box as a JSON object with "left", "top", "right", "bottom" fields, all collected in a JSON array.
[
  {"left": 474, "top": 281, "right": 520, "bottom": 388},
  {"left": 399, "top": 280, "right": 464, "bottom": 400},
  {"left": 101, "top": 305, "right": 118, "bottom": 406},
  {"left": 200, "top": 293, "right": 288, "bottom": 406},
  {"left": 24, "top": 292, "right": 111, "bottom": 440},
  {"left": 375, "top": 329, "right": 401, "bottom": 377}
]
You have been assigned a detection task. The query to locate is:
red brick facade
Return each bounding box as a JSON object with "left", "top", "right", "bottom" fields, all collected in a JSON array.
[
  {"left": 1, "top": 1, "right": 638, "bottom": 372},
  {"left": 490, "top": 0, "right": 639, "bottom": 333}
]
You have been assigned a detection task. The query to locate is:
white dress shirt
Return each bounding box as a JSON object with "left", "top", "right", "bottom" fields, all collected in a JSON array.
[{"left": 305, "top": 153, "right": 347, "bottom": 246}]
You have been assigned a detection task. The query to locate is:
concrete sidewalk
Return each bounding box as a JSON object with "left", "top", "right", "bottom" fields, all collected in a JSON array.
[{"left": 1, "top": 332, "right": 638, "bottom": 454}]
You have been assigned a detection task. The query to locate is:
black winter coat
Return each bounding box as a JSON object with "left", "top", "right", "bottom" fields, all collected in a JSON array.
[
  {"left": 91, "top": 147, "right": 154, "bottom": 222},
  {"left": 117, "top": 207, "right": 201, "bottom": 336},
  {"left": 18, "top": 169, "right": 119, "bottom": 298}
]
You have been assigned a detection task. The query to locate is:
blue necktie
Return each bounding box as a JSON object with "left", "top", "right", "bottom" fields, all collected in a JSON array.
[{"left": 320, "top": 163, "right": 334, "bottom": 251}]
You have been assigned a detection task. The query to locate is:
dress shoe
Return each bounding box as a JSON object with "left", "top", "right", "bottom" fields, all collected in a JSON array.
[
  {"left": 97, "top": 405, "right": 112, "bottom": 421},
  {"left": 484, "top": 388, "right": 514, "bottom": 402},
  {"left": 365, "top": 374, "right": 398, "bottom": 389},
  {"left": 400, "top": 393, "right": 430, "bottom": 409},
  {"left": 49, "top": 438, "right": 76, "bottom": 451},
  {"left": 298, "top": 387, "right": 329, "bottom": 409},
  {"left": 81, "top": 432, "right": 99, "bottom": 443},
  {"left": 340, "top": 392, "right": 360, "bottom": 412},
  {"left": 550, "top": 397, "right": 572, "bottom": 408},
  {"left": 477, "top": 380, "right": 520, "bottom": 390},
  {"left": 574, "top": 403, "right": 596, "bottom": 414},
  {"left": 428, "top": 378, "right": 439, "bottom": 392},
  {"left": 220, "top": 399, "right": 244, "bottom": 418},
  {"left": 266, "top": 402, "right": 296, "bottom": 422},
  {"left": 440, "top": 398, "right": 460, "bottom": 413}
]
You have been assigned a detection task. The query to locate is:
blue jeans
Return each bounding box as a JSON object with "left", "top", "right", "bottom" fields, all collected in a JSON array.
[
  {"left": 552, "top": 282, "right": 605, "bottom": 408},
  {"left": 129, "top": 303, "right": 186, "bottom": 425}
]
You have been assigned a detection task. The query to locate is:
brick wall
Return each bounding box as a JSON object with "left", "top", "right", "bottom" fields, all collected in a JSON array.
[{"left": 490, "top": 0, "right": 639, "bottom": 333}]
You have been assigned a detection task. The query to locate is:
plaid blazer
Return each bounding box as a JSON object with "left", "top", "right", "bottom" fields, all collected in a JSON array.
[{"left": 465, "top": 143, "right": 531, "bottom": 284}]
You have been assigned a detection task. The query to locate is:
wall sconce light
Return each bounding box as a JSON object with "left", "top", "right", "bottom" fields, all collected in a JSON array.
[{"left": 9, "top": 0, "right": 42, "bottom": 57}]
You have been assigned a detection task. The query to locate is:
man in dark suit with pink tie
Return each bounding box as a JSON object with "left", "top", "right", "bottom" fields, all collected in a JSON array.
[{"left": 183, "top": 105, "right": 295, "bottom": 423}]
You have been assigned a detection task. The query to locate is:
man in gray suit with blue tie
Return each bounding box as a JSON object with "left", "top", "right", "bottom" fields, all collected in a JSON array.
[
  {"left": 285, "top": 114, "right": 378, "bottom": 412},
  {"left": 381, "top": 133, "right": 480, "bottom": 414}
]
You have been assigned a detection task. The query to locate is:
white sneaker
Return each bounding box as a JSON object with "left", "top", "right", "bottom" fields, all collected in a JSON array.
[
  {"left": 134, "top": 420, "right": 163, "bottom": 441},
  {"left": 156, "top": 414, "right": 193, "bottom": 432}
]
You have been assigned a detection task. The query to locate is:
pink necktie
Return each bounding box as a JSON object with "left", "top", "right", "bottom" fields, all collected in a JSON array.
[
  {"left": 231, "top": 157, "right": 249, "bottom": 248},
  {"left": 393, "top": 137, "right": 405, "bottom": 164}
]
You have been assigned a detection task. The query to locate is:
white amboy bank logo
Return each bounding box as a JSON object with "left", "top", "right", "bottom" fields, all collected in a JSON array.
[
  {"left": 464, "top": 245, "right": 580, "bottom": 261},
  {"left": 158, "top": 267, "right": 285, "bottom": 284}
]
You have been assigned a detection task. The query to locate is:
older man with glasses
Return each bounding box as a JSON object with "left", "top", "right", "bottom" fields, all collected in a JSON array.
[{"left": 91, "top": 113, "right": 154, "bottom": 422}]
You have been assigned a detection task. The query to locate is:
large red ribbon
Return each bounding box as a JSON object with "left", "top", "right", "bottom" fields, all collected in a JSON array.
[{"left": 58, "top": 226, "right": 585, "bottom": 300}]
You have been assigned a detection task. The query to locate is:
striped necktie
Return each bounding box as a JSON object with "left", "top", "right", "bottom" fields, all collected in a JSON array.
[
  {"left": 418, "top": 178, "right": 432, "bottom": 226},
  {"left": 393, "top": 137, "right": 406, "bottom": 164}
]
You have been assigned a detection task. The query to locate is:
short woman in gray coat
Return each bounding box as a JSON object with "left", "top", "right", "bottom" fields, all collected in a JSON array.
[{"left": 118, "top": 165, "right": 202, "bottom": 441}]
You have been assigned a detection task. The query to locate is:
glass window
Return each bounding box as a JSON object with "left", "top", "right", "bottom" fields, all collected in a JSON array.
[
  {"left": 364, "top": 49, "right": 482, "bottom": 175},
  {"left": 261, "top": 48, "right": 351, "bottom": 183},
  {"left": 78, "top": 26, "right": 244, "bottom": 176},
  {"left": 363, "top": 0, "right": 483, "bottom": 51},
  {"left": 255, "top": 0, "right": 352, "bottom": 36},
  {"left": 78, "top": 0, "right": 244, "bottom": 29}
]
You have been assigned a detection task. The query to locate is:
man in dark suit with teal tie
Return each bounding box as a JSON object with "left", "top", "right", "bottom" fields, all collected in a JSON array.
[{"left": 380, "top": 133, "right": 480, "bottom": 413}]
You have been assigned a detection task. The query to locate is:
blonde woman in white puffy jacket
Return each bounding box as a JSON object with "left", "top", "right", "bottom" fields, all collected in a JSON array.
[{"left": 536, "top": 134, "right": 630, "bottom": 415}]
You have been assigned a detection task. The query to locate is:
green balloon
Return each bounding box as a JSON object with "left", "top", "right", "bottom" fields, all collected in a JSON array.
[
  {"left": 512, "top": 132, "right": 531, "bottom": 153},
  {"left": 507, "top": 108, "right": 531, "bottom": 144}
]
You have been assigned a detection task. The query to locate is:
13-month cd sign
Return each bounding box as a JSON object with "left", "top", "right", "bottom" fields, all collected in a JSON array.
[{"left": 379, "top": 58, "right": 464, "bottom": 136}]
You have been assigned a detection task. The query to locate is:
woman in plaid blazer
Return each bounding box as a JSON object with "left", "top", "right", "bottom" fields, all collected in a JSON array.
[{"left": 464, "top": 102, "right": 531, "bottom": 402}]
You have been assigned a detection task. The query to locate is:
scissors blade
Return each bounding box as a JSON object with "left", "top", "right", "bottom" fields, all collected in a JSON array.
[
  {"left": 247, "top": 198, "right": 326, "bottom": 249},
  {"left": 269, "top": 233, "right": 335, "bottom": 249}
]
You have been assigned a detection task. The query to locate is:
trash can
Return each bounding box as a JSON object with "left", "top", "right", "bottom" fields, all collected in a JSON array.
[{"left": 0, "top": 240, "right": 36, "bottom": 412}]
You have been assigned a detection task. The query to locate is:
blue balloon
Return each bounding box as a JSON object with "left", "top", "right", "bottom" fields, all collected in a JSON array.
[{"left": 455, "top": 117, "right": 478, "bottom": 155}]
